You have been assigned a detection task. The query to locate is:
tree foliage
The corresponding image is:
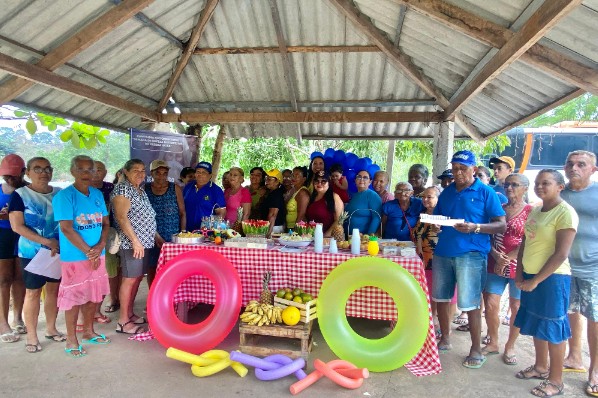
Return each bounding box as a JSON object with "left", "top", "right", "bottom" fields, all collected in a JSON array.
[{"left": 523, "top": 93, "right": 598, "bottom": 127}]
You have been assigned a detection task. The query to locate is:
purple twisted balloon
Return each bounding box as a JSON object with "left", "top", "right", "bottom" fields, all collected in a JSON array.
[{"left": 230, "top": 351, "right": 307, "bottom": 381}]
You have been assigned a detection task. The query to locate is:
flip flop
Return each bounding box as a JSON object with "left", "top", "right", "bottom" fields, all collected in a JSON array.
[
  {"left": 130, "top": 316, "right": 147, "bottom": 325},
  {"left": 586, "top": 382, "right": 598, "bottom": 397},
  {"left": 76, "top": 324, "right": 84, "bottom": 333},
  {"left": 12, "top": 323, "right": 27, "bottom": 334},
  {"left": 456, "top": 324, "right": 470, "bottom": 332},
  {"left": 65, "top": 345, "right": 87, "bottom": 358},
  {"left": 481, "top": 348, "right": 499, "bottom": 356},
  {"left": 1, "top": 331, "right": 19, "bottom": 343},
  {"left": 82, "top": 333, "right": 111, "bottom": 345},
  {"left": 25, "top": 343, "right": 42, "bottom": 353},
  {"left": 116, "top": 321, "right": 145, "bottom": 335},
  {"left": 438, "top": 342, "right": 452, "bottom": 352},
  {"left": 104, "top": 303, "right": 120, "bottom": 313},
  {"left": 462, "top": 355, "right": 486, "bottom": 369},
  {"left": 562, "top": 365, "right": 586, "bottom": 373},
  {"left": 94, "top": 314, "right": 111, "bottom": 324},
  {"left": 453, "top": 316, "right": 468, "bottom": 325},
  {"left": 45, "top": 333, "right": 67, "bottom": 342},
  {"left": 503, "top": 353, "right": 518, "bottom": 365}
]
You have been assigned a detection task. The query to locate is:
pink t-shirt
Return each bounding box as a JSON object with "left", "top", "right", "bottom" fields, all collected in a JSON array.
[{"left": 224, "top": 187, "right": 251, "bottom": 223}]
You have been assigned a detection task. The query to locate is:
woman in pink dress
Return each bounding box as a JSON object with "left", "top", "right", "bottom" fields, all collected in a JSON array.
[
  {"left": 224, "top": 167, "right": 251, "bottom": 226},
  {"left": 483, "top": 173, "right": 533, "bottom": 365}
]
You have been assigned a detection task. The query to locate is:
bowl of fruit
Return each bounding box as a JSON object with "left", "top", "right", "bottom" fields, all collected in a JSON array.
[
  {"left": 293, "top": 220, "right": 317, "bottom": 236},
  {"left": 242, "top": 220, "right": 270, "bottom": 237},
  {"left": 278, "top": 233, "right": 313, "bottom": 247},
  {"left": 172, "top": 231, "right": 204, "bottom": 244}
]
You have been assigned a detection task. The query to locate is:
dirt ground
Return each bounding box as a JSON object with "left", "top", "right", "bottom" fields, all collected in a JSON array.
[{"left": 0, "top": 283, "right": 592, "bottom": 398}]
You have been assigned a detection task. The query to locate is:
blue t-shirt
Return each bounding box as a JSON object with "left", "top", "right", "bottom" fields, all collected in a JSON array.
[
  {"left": 53, "top": 185, "right": 108, "bottom": 262},
  {"left": 492, "top": 184, "right": 508, "bottom": 204},
  {"left": 8, "top": 186, "right": 61, "bottom": 259},
  {"left": 183, "top": 181, "right": 225, "bottom": 231},
  {"left": 344, "top": 189, "right": 382, "bottom": 234},
  {"left": 382, "top": 197, "right": 424, "bottom": 240},
  {"left": 0, "top": 184, "right": 12, "bottom": 229},
  {"left": 434, "top": 179, "right": 505, "bottom": 257}
]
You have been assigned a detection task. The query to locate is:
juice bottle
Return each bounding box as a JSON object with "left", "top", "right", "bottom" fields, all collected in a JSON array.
[{"left": 367, "top": 236, "right": 379, "bottom": 256}]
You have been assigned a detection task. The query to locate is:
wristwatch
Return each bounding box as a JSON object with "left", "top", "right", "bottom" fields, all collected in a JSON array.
[{"left": 474, "top": 224, "right": 481, "bottom": 234}]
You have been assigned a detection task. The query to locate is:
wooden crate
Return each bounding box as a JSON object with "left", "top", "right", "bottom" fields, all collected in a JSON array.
[
  {"left": 239, "top": 321, "right": 314, "bottom": 361},
  {"left": 273, "top": 297, "right": 317, "bottom": 323}
]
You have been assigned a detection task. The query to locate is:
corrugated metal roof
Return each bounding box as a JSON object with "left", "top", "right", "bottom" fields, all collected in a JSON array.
[{"left": 0, "top": 0, "right": 596, "bottom": 140}]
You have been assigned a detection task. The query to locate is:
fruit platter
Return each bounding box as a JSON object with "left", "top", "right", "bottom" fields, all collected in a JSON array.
[
  {"left": 242, "top": 220, "right": 270, "bottom": 237},
  {"left": 293, "top": 220, "right": 317, "bottom": 236},
  {"left": 172, "top": 231, "right": 204, "bottom": 244},
  {"left": 278, "top": 233, "right": 313, "bottom": 247}
]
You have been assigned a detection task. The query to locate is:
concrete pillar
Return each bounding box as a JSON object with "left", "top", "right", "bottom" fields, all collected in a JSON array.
[
  {"left": 386, "top": 140, "right": 396, "bottom": 179},
  {"left": 432, "top": 122, "right": 454, "bottom": 184}
]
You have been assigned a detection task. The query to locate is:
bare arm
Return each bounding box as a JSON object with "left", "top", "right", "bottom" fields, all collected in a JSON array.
[
  {"left": 324, "top": 194, "right": 344, "bottom": 237},
  {"left": 175, "top": 184, "right": 186, "bottom": 231},
  {"left": 295, "top": 189, "right": 310, "bottom": 224},
  {"left": 266, "top": 208, "right": 279, "bottom": 238},
  {"left": 454, "top": 215, "right": 506, "bottom": 235},
  {"left": 113, "top": 195, "right": 144, "bottom": 259},
  {"left": 520, "top": 228, "right": 577, "bottom": 292},
  {"left": 241, "top": 202, "right": 251, "bottom": 221},
  {"left": 9, "top": 211, "right": 59, "bottom": 256}
]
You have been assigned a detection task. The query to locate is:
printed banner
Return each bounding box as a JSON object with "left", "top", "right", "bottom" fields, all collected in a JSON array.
[{"left": 130, "top": 128, "right": 198, "bottom": 183}]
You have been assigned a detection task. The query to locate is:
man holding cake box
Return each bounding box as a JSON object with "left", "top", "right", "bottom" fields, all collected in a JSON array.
[{"left": 430, "top": 150, "right": 506, "bottom": 370}]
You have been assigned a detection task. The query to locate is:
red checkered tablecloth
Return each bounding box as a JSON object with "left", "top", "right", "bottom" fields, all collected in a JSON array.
[{"left": 134, "top": 243, "right": 441, "bottom": 376}]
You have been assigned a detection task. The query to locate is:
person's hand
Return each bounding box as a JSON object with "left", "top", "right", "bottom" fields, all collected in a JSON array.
[
  {"left": 519, "top": 278, "right": 539, "bottom": 292},
  {"left": 155, "top": 235, "right": 165, "bottom": 249},
  {"left": 89, "top": 257, "right": 100, "bottom": 271},
  {"left": 430, "top": 224, "right": 442, "bottom": 233},
  {"left": 0, "top": 206, "right": 8, "bottom": 220},
  {"left": 46, "top": 238, "right": 59, "bottom": 257},
  {"left": 132, "top": 240, "right": 145, "bottom": 259},
  {"left": 454, "top": 222, "right": 475, "bottom": 234}
]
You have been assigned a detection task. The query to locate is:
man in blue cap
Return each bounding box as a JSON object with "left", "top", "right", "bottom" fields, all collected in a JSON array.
[
  {"left": 432, "top": 150, "right": 506, "bottom": 369},
  {"left": 437, "top": 169, "right": 454, "bottom": 189},
  {"left": 182, "top": 161, "right": 225, "bottom": 231}
]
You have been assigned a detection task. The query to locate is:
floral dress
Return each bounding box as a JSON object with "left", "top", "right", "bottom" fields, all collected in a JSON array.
[{"left": 412, "top": 219, "right": 438, "bottom": 271}]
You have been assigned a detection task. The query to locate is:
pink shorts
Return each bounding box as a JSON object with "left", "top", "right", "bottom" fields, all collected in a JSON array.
[{"left": 57, "top": 256, "right": 110, "bottom": 311}]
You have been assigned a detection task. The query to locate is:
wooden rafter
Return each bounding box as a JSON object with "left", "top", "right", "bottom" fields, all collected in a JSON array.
[
  {"left": 454, "top": 113, "right": 485, "bottom": 142},
  {"left": 327, "top": 0, "right": 484, "bottom": 141},
  {"left": 170, "top": 99, "right": 437, "bottom": 110},
  {"left": 157, "top": 0, "right": 219, "bottom": 111},
  {"left": 0, "top": 0, "right": 155, "bottom": 104},
  {"left": 0, "top": 53, "right": 158, "bottom": 121},
  {"left": 193, "top": 45, "right": 380, "bottom": 55},
  {"left": 399, "top": 0, "right": 598, "bottom": 96},
  {"left": 444, "top": 0, "right": 582, "bottom": 119},
  {"left": 160, "top": 111, "right": 443, "bottom": 124}
]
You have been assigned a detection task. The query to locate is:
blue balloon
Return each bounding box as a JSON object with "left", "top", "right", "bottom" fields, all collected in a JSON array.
[
  {"left": 348, "top": 179, "right": 358, "bottom": 194},
  {"left": 324, "top": 156, "right": 334, "bottom": 168},
  {"left": 368, "top": 164, "right": 381, "bottom": 176},
  {"left": 311, "top": 152, "right": 324, "bottom": 160},
  {"left": 346, "top": 169, "right": 357, "bottom": 181},
  {"left": 363, "top": 157, "right": 373, "bottom": 167},
  {"left": 355, "top": 159, "right": 368, "bottom": 172},
  {"left": 333, "top": 150, "right": 346, "bottom": 163},
  {"left": 324, "top": 148, "right": 336, "bottom": 158},
  {"left": 345, "top": 153, "right": 358, "bottom": 168}
]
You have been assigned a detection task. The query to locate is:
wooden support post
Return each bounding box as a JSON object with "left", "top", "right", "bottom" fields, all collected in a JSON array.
[
  {"left": 187, "top": 124, "right": 203, "bottom": 161},
  {"left": 432, "top": 122, "right": 454, "bottom": 184},
  {"left": 211, "top": 125, "right": 226, "bottom": 180},
  {"left": 386, "top": 140, "right": 396, "bottom": 180}
]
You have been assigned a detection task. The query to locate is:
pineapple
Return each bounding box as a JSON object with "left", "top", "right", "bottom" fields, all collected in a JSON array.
[
  {"left": 260, "top": 271, "right": 273, "bottom": 305},
  {"left": 233, "top": 206, "right": 243, "bottom": 235},
  {"left": 331, "top": 211, "right": 348, "bottom": 242}
]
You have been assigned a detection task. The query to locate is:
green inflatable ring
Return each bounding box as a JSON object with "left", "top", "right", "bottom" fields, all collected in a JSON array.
[{"left": 317, "top": 256, "right": 429, "bottom": 372}]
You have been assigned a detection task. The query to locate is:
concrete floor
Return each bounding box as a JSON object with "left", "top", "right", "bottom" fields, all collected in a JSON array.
[{"left": 0, "top": 283, "right": 592, "bottom": 398}]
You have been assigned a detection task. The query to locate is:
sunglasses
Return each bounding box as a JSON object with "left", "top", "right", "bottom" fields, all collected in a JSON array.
[
  {"left": 314, "top": 179, "right": 329, "bottom": 185},
  {"left": 355, "top": 175, "right": 370, "bottom": 180}
]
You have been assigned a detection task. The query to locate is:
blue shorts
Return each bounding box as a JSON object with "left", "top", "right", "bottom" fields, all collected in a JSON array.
[
  {"left": 568, "top": 276, "right": 598, "bottom": 322},
  {"left": 432, "top": 252, "right": 486, "bottom": 311},
  {"left": 484, "top": 272, "right": 521, "bottom": 300}
]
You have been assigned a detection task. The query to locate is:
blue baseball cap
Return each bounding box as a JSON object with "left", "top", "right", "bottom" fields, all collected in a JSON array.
[
  {"left": 450, "top": 150, "right": 477, "bottom": 167},
  {"left": 437, "top": 169, "right": 453, "bottom": 179},
  {"left": 195, "top": 161, "right": 212, "bottom": 173}
]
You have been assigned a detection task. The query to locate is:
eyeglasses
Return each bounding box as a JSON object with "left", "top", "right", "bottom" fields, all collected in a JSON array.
[
  {"left": 314, "top": 179, "right": 328, "bottom": 185},
  {"left": 394, "top": 189, "right": 412, "bottom": 194},
  {"left": 504, "top": 182, "right": 525, "bottom": 188},
  {"left": 31, "top": 166, "right": 53, "bottom": 174},
  {"left": 355, "top": 175, "right": 370, "bottom": 180},
  {"left": 75, "top": 168, "right": 95, "bottom": 174}
]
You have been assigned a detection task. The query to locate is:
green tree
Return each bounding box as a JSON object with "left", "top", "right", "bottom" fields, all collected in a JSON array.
[{"left": 524, "top": 93, "right": 598, "bottom": 127}]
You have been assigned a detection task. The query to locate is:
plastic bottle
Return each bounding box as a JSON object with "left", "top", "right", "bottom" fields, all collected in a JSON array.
[
  {"left": 367, "top": 235, "right": 379, "bottom": 256},
  {"left": 214, "top": 232, "right": 222, "bottom": 245},
  {"left": 314, "top": 223, "right": 324, "bottom": 253},
  {"left": 329, "top": 238, "right": 338, "bottom": 254},
  {"left": 351, "top": 228, "right": 361, "bottom": 255}
]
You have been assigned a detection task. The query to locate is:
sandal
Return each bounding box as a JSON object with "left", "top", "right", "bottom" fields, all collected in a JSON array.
[
  {"left": 25, "top": 343, "right": 42, "bottom": 353},
  {"left": 129, "top": 315, "right": 147, "bottom": 325},
  {"left": 456, "top": 324, "right": 470, "bottom": 332},
  {"left": 65, "top": 345, "right": 87, "bottom": 358},
  {"left": 453, "top": 315, "right": 468, "bottom": 325},
  {"left": 76, "top": 324, "right": 84, "bottom": 333},
  {"left": 45, "top": 332, "right": 67, "bottom": 342},
  {"left": 503, "top": 353, "right": 518, "bottom": 366},
  {"left": 104, "top": 302, "right": 120, "bottom": 313},
  {"left": 12, "top": 323, "right": 27, "bottom": 334},
  {"left": 94, "top": 314, "right": 111, "bottom": 324},
  {"left": 116, "top": 321, "right": 145, "bottom": 335},
  {"left": 586, "top": 382, "right": 598, "bottom": 397},
  {"left": 1, "top": 331, "right": 19, "bottom": 343},
  {"left": 515, "top": 365, "right": 549, "bottom": 380},
  {"left": 82, "top": 333, "right": 111, "bottom": 345},
  {"left": 531, "top": 380, "right": 563, "bottom": 397},
  {"left": 482, "top": 335, "right": 491, "bottom": 345}
]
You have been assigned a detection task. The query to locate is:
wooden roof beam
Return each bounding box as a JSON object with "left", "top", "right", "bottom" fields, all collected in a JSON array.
[
  {"left": 399, "top": 0, "right": 598, "bottom": 96},
  {"left": 160, "top": 111, "right": 443, "bottom": 124},
  {"left": 0, "top": 52, "right": 158, "bottom": 121},
  {"left": 444, "top": 0, "right": 582, "bottom": 119},
  {"left": 157, "top": 0, "right": 219, "bottom": 111},
  {"left": 0, "top": 0, "right": 155, "bottom": 104},
  {"left": 193, "top": 45, "right": 380, "bottom": 55}
]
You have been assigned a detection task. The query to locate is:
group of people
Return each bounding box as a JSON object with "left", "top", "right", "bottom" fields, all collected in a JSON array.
[{"left": 0, "top": 148, "right": 597, "bottom": 397}]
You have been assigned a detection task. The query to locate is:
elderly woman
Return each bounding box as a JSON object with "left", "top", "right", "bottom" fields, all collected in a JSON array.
[
  {"left": 8, "top": 157, "right": 64, "bottom": 353},
  {"left": 483, "top": 173, "right": 532, "bottom": 365},
  {"left": 513, "top": 169, "right": 578, "bottom": 397},
  {"left": 145, "top": 160, "right": 185, "bottom": 288},
  {"left": 286, "top": 166, "right": 309, "bottom": 229},
  {"left": 248, "top": 167, "right": 267, "bottom": 220},
  {"left": 345, "top": 170, "right": 382, "bottom": 235},
  {"left": 381, "top": 182, "right": 424, "bottom": 241},
  {"left": 372, "top": 171, "right": 394, "bottom": 203},
  {"left": 260, "top": 169, "right": 287, "bottom": 237},
  {"left": 111, "top": 159, "right": 157, "bottom": 335},
  {"left": 0, "top": 154, "right": 27, "bottom": 342},
  {"left": 305, "top": 170, "right": 344, "bottom": 237},
  {"left": 408, "top": 164, "right": 429, "bottom": 197},
  {"left": 224, "top": 167, "right": 251, "bottom": 225}
]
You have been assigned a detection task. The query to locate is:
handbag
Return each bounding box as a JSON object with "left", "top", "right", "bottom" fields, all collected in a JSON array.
[{"left": 107, "top": 227, "right": 121, "bottom": 255}]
